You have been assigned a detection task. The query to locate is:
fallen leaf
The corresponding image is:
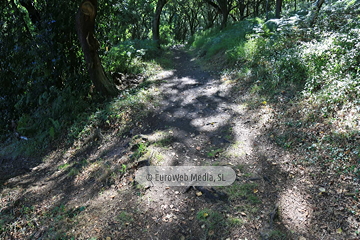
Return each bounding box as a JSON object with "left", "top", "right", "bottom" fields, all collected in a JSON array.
[
  {"left": 240, "top": 212, "right": 247, "bottom": 216},
  {"left": 336, "top": 228, "right": 342, "bottom": 234}
]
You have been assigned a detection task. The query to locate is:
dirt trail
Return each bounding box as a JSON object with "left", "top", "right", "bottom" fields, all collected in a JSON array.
[
  {"left": 111, "top": 47, "right": 295, "bottom": 239},
  {"left": 1, "top": 47, "right": 356, "bottom": 240}
]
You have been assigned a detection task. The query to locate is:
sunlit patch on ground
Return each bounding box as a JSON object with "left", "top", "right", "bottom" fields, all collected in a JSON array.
[{"left": 279, "top": 184, "right": 313, "bottom": 233}]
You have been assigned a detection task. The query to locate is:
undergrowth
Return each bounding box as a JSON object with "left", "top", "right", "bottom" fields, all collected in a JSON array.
[
  {"left": 0, "top": 42, "right": 167, "bottom": 159},
  {"left": 190, "top": 0, "right": 360, "bottom": 177}
]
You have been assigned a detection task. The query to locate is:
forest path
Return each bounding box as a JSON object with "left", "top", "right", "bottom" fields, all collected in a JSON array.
[
  {"left": 141, "top": 47, "right": 360, "bottom": 240},
  {"left": 124, "top": 46, "right": 301, "bottom": 239},
  {"left": 144, "top": 46, "right": 246, "bottom": 167},
  {"left": 0, "top": 47, "right": 313, "bottom": 240}
]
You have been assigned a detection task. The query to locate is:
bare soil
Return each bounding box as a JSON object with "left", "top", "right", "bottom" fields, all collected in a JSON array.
[{"left": 0, "top": 47, "right": 359, "bottom": 240}]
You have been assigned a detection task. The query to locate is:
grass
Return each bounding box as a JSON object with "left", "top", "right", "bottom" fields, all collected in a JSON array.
[
  {"left": 153, "top": 135, "right": 174, "bottom": 148},
  {"left": 220, "top": 182, "right": 260, "bottom": 204},
  {"left": 196, "top": 208, "right": 226, "bottom": 237},
  {"left": 131, "top": 142, "right": 148, "bottom": 160},
  {"left": 0, "top": 201, "right": 87, "bottom": 239},
  {"left": 152, "top": 151, "right": 165, "bottom": 165},
  {"left": 207, "top": 148, "right": 223, "bottom": 158},
  {"left": 227, "top": 216, "right": 244, "bottom": 226},
  {"left": 117, "top": 211, "right": 134, "bottom": 226},
  {"left": 58, "top": 163, "right": 71, "bottom": 170},
  {"left": 190, "top": 18, "right": 263, "bottom": 65},
  {"left": 267, "top": 230, "right": 288, "bottom": 240}
]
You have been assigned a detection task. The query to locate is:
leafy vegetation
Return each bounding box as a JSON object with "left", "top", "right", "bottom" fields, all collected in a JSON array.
[
  {"left": 196, "top": 208, "right": 227, "bottom": 237},
  {"left": 190, "top": 0, "right": 360, "bottom": 177},
  {"left": 2, "top": 0, "right": 335, "bottom": 160}
]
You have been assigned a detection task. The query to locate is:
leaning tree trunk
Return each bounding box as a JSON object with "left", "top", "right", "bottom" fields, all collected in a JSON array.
[
  {"left": 307, "top": 0, "right": 325, "bottom": 27},
  {"left": 76, "top": 0, "right": 118, "bottom": 96}
]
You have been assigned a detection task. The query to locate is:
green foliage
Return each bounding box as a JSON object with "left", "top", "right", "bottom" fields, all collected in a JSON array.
[
  {"left": 190, "top": 20, "right": 260, "bottom": 62},
  {"left": 222, "top": 183, "right": 261, "bottom": 204},
  {"left": 97, "top": 0, "right": 154, "bottom": 42},
  {"left": 267, "top": 229, "right": 287, "bottom": 239},
  {"left": 0, "top": 0, "right": 91, "bottom": 153},
  {"left": 207, "top": 148, "right": 223, "bottom": 158},
  {"left": 196, "top": 208, "right": 225, "bottom": 231},
  {"left": 103, "top": 39, "right": 158, "bottom": 74},
  {"left": 190, "top": 0, "right": 360, "bottom": 176},
  {"left": 1, "top": 0, "right": 302, "bottom": 154},
  {"left": 119, "top": 164, "right": 127, "bottom": 173},
  {"left": 227, "top": 216, "right": 244, "bottom": 226},
  {"left": 193, "top": 1, "right": 360, "bottom": 109},
  {"left": 117, "top": 211, "right": 134, "bottom": 225},
  {"left": 0, "top": 0, "right": 167, "bottom": 158}
]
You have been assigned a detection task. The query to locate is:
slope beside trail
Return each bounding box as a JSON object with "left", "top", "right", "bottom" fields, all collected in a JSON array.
[{"left": 2, "top": 47, "right": 355, "bottom": 240}]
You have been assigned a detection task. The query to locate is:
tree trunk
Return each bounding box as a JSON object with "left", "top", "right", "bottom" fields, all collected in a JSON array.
[
  {"left": 217, "top": 0, "right": 229, "bottom": 29},
  {"left": 265, "top": 0, "right": 269, "bottom": 20},
  {"left": 205, "top": 0, "right": 230, "bottom": 30},
  {"left": 75, "top": 0, "right": 118, "bottom": 96},
  {"left": 307, "top": 0, "right": 325, "bottom": 27},
  {"left": 238, "top": 0, "right": 246, "bottom": 20},
  {"left": 275, "top": 0, "right": 282, "bottom": 18},
  {"left": 153, "top": 0, "right": 168, "bottom": 48}
]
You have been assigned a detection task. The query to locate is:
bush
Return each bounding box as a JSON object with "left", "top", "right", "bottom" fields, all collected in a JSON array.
[{"left": 103, "top": 39, "right": 158, "bottom": 74}]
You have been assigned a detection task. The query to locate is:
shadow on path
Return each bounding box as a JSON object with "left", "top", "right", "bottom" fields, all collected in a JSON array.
[{"left": 0, "top": 47, "right": 299, "bottom": 240}]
